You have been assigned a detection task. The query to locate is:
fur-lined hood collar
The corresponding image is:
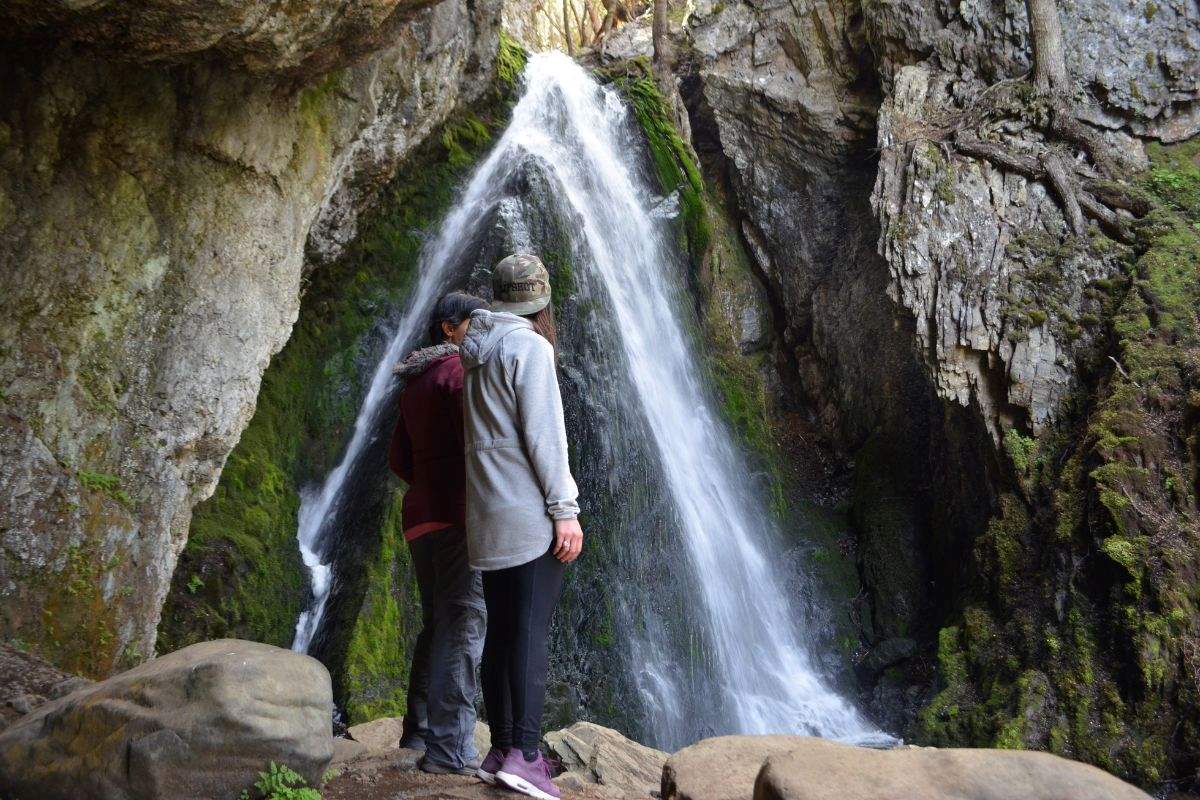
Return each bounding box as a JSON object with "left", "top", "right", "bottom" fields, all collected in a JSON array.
[{"left": 393, "top": 342, "right": 458, "bottom": 378}]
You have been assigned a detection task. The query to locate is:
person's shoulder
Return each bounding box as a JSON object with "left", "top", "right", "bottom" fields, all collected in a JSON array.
[
  {"left": 506, "top": 327, "right": 552, "bottom": 358},
  {"left": 430, "top": 352, "right": 464, "bottom": 385}
]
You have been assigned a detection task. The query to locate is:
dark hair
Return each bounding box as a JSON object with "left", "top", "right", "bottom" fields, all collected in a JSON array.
[
  {"left": 522, "top": 303, "right": 557, "bottom": 351},
  {"left": 429, "top": 291, "right": 487, "bottom": 344}
]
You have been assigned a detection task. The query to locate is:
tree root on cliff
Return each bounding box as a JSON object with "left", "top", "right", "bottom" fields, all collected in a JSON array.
[
  {"left": 951, "top": 129, "right": 1141, "bottom": 243},
  {"left": 934, "top": 0, "right": 1150, "bottom": 245}
]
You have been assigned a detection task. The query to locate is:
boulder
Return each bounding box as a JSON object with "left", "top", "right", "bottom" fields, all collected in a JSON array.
[
  {"left": 348, "top": 716, "right": 404, "bottom": 750},
  {"left": 331, "top": 736, "right": 371, "bottom": 764},
  {"left": 754, "top": 738, "right": 1152, "bottom": 800},
  {"left": 0, "top": 640, "right": 333, "bottom": 800},
  {"left": 544, "top": 722, "right": 666, "bottom": 797},
  {"left": 475, "top": 720, "right": 491, "bottom": 758},
  {"left": 662, "top": 735, "right": 811, "bottom": 800}
]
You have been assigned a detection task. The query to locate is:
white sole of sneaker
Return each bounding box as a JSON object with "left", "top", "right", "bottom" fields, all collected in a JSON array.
[
  {"left": 476, "top": 768, "right": 496, "bottom": 785},
  {"left": 496, "top": 769, "right": 558, "bottom": 800}
]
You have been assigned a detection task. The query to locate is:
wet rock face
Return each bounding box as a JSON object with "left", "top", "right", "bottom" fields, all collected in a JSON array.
[
  {"left": 688, "top": 0, "right": 1199, "bottom": 443},
  {"left": 684, "top": 0, "right": 941, "bottom": 456},
  {"left": 872, "top": 65, "right": 1125, "bottom": 438},
  {"left": 0, "top": 0, "right": 500, "bottom": 676}
]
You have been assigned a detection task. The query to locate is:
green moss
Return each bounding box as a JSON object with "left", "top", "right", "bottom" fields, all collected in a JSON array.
[
  {"left": 935, "top": 164, "right": 957, "bottom": 205},
  {"left": 1003, "top": 427, "right": 1038, "bottom": 474},
  {"left": 341, "top": 492, "right": 421, "bottom": 724},
  {"left": 496, "top": 31, "right": 528, "bottom": 92},
  {"left": 603, "top": 62, "right": 710, "bottom": 257},
  {"left": 37, "top": 544, "right": 121, "bottom": 678},
  {"left": 442, "top": 115, "right": 491, "bottom": 169},
  {"left": 917, "top": 625, "right": 971, "bottom": 743}
]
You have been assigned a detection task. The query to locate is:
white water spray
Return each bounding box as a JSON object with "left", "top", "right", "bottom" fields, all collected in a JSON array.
[{"left": 291, "top": 51, "right": 886, "bottom": 746}]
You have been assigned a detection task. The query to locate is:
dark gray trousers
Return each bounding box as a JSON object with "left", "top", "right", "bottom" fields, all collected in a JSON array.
[{"left": 401, "top": 526, "right": 486, "bottom": 768}]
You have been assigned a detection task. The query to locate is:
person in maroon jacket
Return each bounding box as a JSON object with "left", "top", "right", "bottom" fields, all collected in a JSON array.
[{"left": 388, "top": 291, "right": 488, "bottom": 775}]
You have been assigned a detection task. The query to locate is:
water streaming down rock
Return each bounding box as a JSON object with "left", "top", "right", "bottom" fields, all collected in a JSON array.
[{"left": 290, "top": 51, "right": 885, "bottom": 747}]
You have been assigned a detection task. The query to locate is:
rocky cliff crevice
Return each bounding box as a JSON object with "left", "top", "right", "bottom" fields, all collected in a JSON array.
[{"left": 0, "top": 0, "right": 501, "bottom": 676}]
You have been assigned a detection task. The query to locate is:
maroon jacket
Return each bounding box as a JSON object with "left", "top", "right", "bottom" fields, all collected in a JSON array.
[{"left": 388, "top": 344, "right": 466, "bottom": 540}]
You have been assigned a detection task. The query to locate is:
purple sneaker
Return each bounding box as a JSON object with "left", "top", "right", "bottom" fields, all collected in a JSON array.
[
  {"left": 476, "top": 747, "right": 507, "bottom": 784},
  {"left": 496, "top": 749, "right": 560, "bottom": 800}
]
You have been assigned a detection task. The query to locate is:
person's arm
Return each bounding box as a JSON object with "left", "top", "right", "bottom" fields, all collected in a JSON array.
[{"left": 388, "top": 404, "right": 414, "bottom": 484}]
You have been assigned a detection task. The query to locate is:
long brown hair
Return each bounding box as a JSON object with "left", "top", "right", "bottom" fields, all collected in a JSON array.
[{"left": 522, "top": 303, "right": 557, "bottom": 351}]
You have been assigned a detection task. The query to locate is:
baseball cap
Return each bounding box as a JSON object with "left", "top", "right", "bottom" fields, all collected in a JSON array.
[{"left": 490, "top": 253, "right": 552, "bottom": 316}]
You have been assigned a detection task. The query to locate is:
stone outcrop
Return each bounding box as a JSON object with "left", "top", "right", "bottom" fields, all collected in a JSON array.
[
  {"left": 0, "top": 639, "right": 333, "bottom": 800},
  {"left": 869, "top": 2, "right": 1198, "bottom": 439},
  {"left": 662, "top": 735, "right": 815, "bottom": 800},
  {"left": 0, "top": 0, "right": 501, "bottom": 676},
  {"left": 2, "top": 0, "right": 444, "bottom": 78},
  {"left": 663, "top": 735, "right": 1151, "bottom": 800},
  {"left": 545, "top": 721, "right": 667, "bottom": 797},
  {"left": 754, "top": 739, "right": 1152, "bottom": 800},
  {"left": 679, "top": 0, "right": 1199, "bottom": 789}
]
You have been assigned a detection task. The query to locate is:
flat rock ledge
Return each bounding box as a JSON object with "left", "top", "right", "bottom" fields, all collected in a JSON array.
[{"left": 663, "top": 735, "right": 1152, "bottom": 800}]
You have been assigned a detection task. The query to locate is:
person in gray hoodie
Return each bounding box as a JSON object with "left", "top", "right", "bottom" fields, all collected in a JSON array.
[{"left": 460, "top": 254, "right": 582, "bottom": 800}]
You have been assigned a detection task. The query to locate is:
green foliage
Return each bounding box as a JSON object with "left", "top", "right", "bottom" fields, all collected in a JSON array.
[
  {"left": 1002, "top": 427, "right": 1037, "bottom": 474},
  {"left": 239, "top": 763, "right": 320, "bottom": 800}
]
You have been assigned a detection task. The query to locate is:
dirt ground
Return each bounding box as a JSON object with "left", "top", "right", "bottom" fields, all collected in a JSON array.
[{"left": 322, "top": 747, "right": 632, "bottom": 800}]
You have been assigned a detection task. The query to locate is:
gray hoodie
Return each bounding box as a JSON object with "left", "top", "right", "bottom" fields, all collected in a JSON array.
[{"left": 459, "top": 309, "right": 580, "bottom": 571}]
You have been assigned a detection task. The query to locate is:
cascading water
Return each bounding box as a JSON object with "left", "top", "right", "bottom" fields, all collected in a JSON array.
[{"left": 291, "top": 50, "right": 887, "bottom": 747}]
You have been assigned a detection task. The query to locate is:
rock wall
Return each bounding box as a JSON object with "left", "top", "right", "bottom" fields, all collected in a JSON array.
[
  {"left": 678, "top": 0, "right": 1199, "bottom": 789},
  {"left": 0, "top": 0, "right": 501, "bottom": 676},
  {"left": 156, "top": 87, "right": 521, "bottom": 721}
]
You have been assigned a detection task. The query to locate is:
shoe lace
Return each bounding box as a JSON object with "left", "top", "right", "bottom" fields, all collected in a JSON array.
[{"left": 542, "top": 753, "right": 563, "bottom": 778}]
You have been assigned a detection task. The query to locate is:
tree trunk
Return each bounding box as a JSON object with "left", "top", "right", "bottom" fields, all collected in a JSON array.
[
  {"left": 563, "top": 0, "right": 575, "bottom": 55},
  {"left": 1026, "top": 0, "right": 1069, "bottom": 93},
  {"left": 652, "top": 0, "right": 672, "bottom": 87},
  {"left": 585, "top": 0, "right": 602, "bottom": 43}
]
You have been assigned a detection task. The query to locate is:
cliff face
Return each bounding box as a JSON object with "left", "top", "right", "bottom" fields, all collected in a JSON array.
[
  {"left": 0, "top": 0, "right": 501, "bottom": 676},
  {"left": 683, "top": 0, "right": 1200, "bottom": 787}
]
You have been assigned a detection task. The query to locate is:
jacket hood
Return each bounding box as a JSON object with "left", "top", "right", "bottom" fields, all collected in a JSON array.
[
  {"left": 460, "top": 310, "right": 533, "bottom": 370},
  {"left": 393, "top": 342, "right": 458, "bottom": 378}
]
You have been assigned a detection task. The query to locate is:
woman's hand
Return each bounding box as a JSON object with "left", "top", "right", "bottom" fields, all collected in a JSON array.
[{"left": 553, "top": 518, "right": 584, "bottom": 563}]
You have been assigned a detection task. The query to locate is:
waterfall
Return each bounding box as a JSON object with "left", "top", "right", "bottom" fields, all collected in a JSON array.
[{"left": 291, "top": 50, "right": 887, "bottom": 748}]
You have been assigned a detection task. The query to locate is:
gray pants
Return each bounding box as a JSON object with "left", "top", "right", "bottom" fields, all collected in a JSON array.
[{"left": 401, "top": 526, "right": 486, "bottom": 768}]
